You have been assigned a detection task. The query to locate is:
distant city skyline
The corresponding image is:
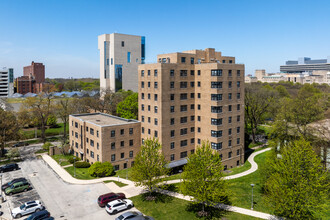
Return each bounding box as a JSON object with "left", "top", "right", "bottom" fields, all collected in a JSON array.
[{"left": 1, "top": 0, "right": 330, "bottom": 78}]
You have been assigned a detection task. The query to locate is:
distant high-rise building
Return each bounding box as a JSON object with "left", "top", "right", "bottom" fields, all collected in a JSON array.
[
  {"left": 138, "top": 48, "right": 245, "bottom": 170},
  {"left": 23, "top": 61, "right": 45, "bottom": 83},
  {"left": 0, "top": 68, "right": 14, "bottom": 97},
  {"left": 16, "top": 61, "right": 46, "bottom": 94},
  {"left": 280, "top": 57, "right": 330, "bottom": 73},
  {"left": 98, "top": 33, "right": 145, "bottom": 93}
]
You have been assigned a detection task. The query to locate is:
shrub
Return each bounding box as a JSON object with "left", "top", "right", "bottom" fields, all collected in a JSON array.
[
  {"left": 74, "top": 161, "right": 90, "bottom": 168},
  {"left": 68, "top": 157, "right": 81, "bottom": 164},
  {"left": 6, "top": 149, "right": 20, "bottom": 159},
  {"left": 42, "top": 142, "right": 53, "bottom": 151},
  {"left": 88, "top": 161, "right": 114, "bottom": 177}
]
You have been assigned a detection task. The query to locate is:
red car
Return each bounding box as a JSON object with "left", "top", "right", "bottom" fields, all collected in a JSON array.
[{"left": 98, "top": 193, "right": 126, "bottom": 207}]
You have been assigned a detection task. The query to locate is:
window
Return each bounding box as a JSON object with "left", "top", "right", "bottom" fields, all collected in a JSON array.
[
  {"left": 237, "top": 104, "right": 240, "bottom": 111},
  {"left": 237, "top": 81, "right": 240, "bottom": 88},
  {"left": 211, "top": 118, "right": 222, "bottom": 125},
  {"left": 228, "top": 151, "right": 232, "bottom": 158},
  {"left": 141, "top": 116, "right": 145, "bottom": 122},
  {"left": 211, "top": 94, "right": 222, "bottom": 101},
  {"left": 170, "top": 69, "right": 175, "bottom": 76},
  {"left": 91, "top": 151, "right": 94, "bottom": 158},
  {"left": 237, "top": 127, "right": 241, "bottom": 134},
  {"left": 190, "top": 70, "right": 195, "bottom": 75},
  {"left": 229, "top": 116, "right": 232, "bottom": 123},
  {"left": 111, "top": 142, "right": 115, "bottom": 149},
  {"left": 180, "top": 70, "right": 187, "bottom": 76},
  {"left": 154, "top": 130, "right": 158, "bottom": 137},
  {"left": 190, "top": 57, "right": 194, "bottom": 64},
  {"left": 127, "top": 52, "right": 131, "bottom": 63},
  {"left": 129, "top": 151, "right": 133, "bottom": 158},
  {"left": 148, "top": 105, "right": 150, "bottom": 111},
  {"left": 191, "top": 116, "right": 195, "bottom": 121},
  {"left": 111, "top": 130, "right": 115, "bottom": 137},
  {"left": 154, "top": 82, "right": 158, "bottom": 88},
  {"left": 121, "top": 153, "right": 125, "bottom": 159},
  {"left": 121, "top": 41, "right": 124, "bottom": 47},
  {"left": 141, "top": 70, "right": 144, "bottom": 77},
  {"left": 141, "top": 81, "right": 144, "bottom": 88},
  {"left": 237, "top": 70, "right": 241, "bottom": 76},
  {"left": 170, "top": 118, "right": 175, "bottom": 125},
  {"left": 120, "top": 129, "right": 124, "bottom": 135},
  {"left": 75, "top": 132, "right": 78, "bottom": 138},
  {"left": 148, "top": 82, "right": 150, "bottom": 88},
  {"left": 141, "top": 93, "right": 144, "bottom": 99},
  {"left": 121, "top": 141, "right": 124, "bottom": 147},
  {"left": 155, "top": 118, "right": 158, "bottom": 125},
  {"left": 211, "top": 69, "right": 222, "bottom": 76},
  {"left": 211, "top": 130, "right": 223, "bottom": 137},
  {"left": 154, "top": 69, "right": 158, "bottom": 76},
  {"left": 180, "top": 93, "right": 187, "bottom": 100},
  {"left": 197, "top": 104, "right": 201, "bottom": 110},
  {"left": 191, "top": 138, "right": 195, "bottom": 144},
  {"left": 170, "top": 94, "right": 175, "bottom": 101},
  {"left": 170, "top": 82, "right": 175, "bottom": 88},
  {"left": 229, "top": 105, "right": 232, "bottom": 111},
  {"left": 211, "top": 142, "right": 222, "bottom": 150},
  {"left": 191, "top": 104, "right": 195, "bottom": 110},
  {"left": 190, "top": 93, "right": 195, "bottom": 98},
  {"left": 148, "top": 117, "right": 151, "bottom": 123},
  {"left": 90, "top": 140, "right": 94, "bottom": 147},
  {"left": 180, "top": 151, "right": 188, "bottom": 158},
  {"left": 229, "top": 128, "right": 232, "bottom": 135},
  {"left": 75, "top": 142, "right": 78, "bottom": 148},
  {"left": 111, "top": 154, "right": 116, "bottom": 161},
  {"left": 190, "top": 82, "right": 195, "bottom": 87},
  {"left": 170, "top": 142, "right": 175, "bottom": 149},
  {"left": 198, "top": 127, "right": 201, "bottom": 133},
  {"left": 154, "top": 94, "right": 158, "bottom": 101},
  {"left": 75, "top": 122, "right": 78, "bottom": 128},
  {"left": 148, "top": 93, "right": 151, "bottom": 99},
  {"left": 154, "top": 106, "right": 158, "bottom": 113},
  {"left": 197, "top": 116, "right": 201, "bottom": 121},
  {"left": 87, "top": 138, "right": 89, "bottom": 143},
  {"left": 171, "top": 130, "right": 175, "bottom": 137},
  {"left": 198, "top": 93, "right": 201, "bottom": 98},
  {"left": 211, "top": 82, "right": 222, "bottom": 88},
  {"left": 237, "top": 149, "right": 240, "bottom": 156},
  {"left": 170, "top": 154, "right": 175, "bottom": 161},
  {"left": 228, "top": 140, "right": 232, "bottom": 147},
  {"left": 142, "top": 127, "right": 144, "bottom": 134},
  {"left": 129, "top": 128, "right": 133, "bottom": 134},
  {"left": 170, "top": 106, "right": 175, "bottom": 113},
  {"left": 211, "top": 106, "right": 222, "bottom": 113},
  {"left": 197, "top": 81, "right": 201, "bottom": 87},
  {"left": 180, "top": 82, "right": 187, "bottom": 88},
  {"left": 222, "top": 60, "right": 225, "bottom": 63},
  {"left": 198, "top": 70, "right": 201, "bottom": 75},
  {"left": 237, "top": 93, "right": 241, "bottom": 99},
  {"left": 129, "top": 140, "right": 133, "bottom": 146},
  {"left": 228, "top": 93, "right": 232, "bottom": 100},
  {"left": 191, "top": 127, "right": 195, "bottom": 132},
  {"left": 180, "top": 105, "right": 187, "bottom": 112},
  {"left": 141, "top": 104, "right": 144, "bottom": 111},
  {"left": 228, "top": 81, "right": 232, "bottom": 88},
  {"left": 237, "top": 115, "right": 240, "bottom": 122},
  {"left": 180, "top": 117, "right": 187, "bottom": 123},
  {"left": 180, "top": 128, "right": 188, "bottom": 135},
  {"left": 86, "top": 127, "right": 89, "bottom": 132},
  {"left": 114, "top": 165, "right": 119, "bottom": 171},
  {"left": 90, "top": 128, "right": 94, "bottom": 135},
  {"left": 181, "top": 57, "right": 186, "bottom": 63},
  {"left": 237, "top": 138, "right": 240, "bottom": 144},
  {"left": 148, "top": 129, "right": 151, "bottom": 134},
  {"left": 180, "top": 140, "right": 188, "bottom": 147},
  {"left": 228, "top": 70, "right": 232, "bottom": 76},
  {"left": 148, "top": 70, "right": 151, "bottom": 76}
]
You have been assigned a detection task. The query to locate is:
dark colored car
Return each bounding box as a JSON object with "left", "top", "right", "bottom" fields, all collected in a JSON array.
[
  {"left": 12, "top": 142, "right": 29, "bottom": 148},
  {"left": 24, "top": 210, "right": 50, "bottom": 220},
  {"left": 0, "top": 163, "right": 19, "bottom": 173},
  {"left": 98, "top": 193, "right": 126, "bottom": 207},
  {"left": 2, "top": 177, "right": 27, "bottom": 191}
]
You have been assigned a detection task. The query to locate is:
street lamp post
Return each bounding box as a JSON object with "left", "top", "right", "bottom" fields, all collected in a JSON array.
[
  {"left": 251, "top": 184, "right": 255, "bottom": 210},
  {"left": 73, "top": 157, "right": 76, "bottom": 177}
]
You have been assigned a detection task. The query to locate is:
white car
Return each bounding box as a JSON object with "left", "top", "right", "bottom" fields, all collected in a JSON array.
[
  {"left": 11, "top": 200, "right": 44, "bottom": 218},
  {"left": 105, "top": 199, "right": 134, "bottom": 214}
]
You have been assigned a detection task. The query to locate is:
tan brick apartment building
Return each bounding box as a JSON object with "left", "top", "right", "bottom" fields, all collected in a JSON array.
[
  {"left": 69, "top": 113, "right": 141, "bottom": 170},
  {"left": 138, "top": 48, "right": 245, "bottom": 169}
]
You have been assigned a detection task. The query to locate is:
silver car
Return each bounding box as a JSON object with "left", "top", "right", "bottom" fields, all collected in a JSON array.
[
  {"left": 11, "top": 200, "right": 44, "bottom": 218},
  {"left": 115, "top": 211, "right": 143, "bottom": 220}
]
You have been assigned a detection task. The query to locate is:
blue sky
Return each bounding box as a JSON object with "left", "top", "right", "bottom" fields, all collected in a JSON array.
[{"left": 1, "top": 0, "right": 330, "bottom": 78}]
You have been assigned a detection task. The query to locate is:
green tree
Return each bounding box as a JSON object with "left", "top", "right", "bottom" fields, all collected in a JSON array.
[
  {"left": 88, "top": 161, "right": 113, "bottom": 177},
  {"left": 116, "top": 93, "right": 138, "bottom": 119},
  {"left": 130, "top": 138, "right": 168, "bottom": 195},
  {"left": 0, "top": 109, "right": 20, "bottom": 156},
  {"left": 265, "top": 139, "right": 329, "bottom": 219},
  {"left": 180, "top": 141, "right": 228, "bottom": 214},
  {"left": 55, "top": 97, "right": 74, "bottom": 140},
  {"left": 275, "top": 85, "right": 290, "bottom": 98},
  {"left": 47, "top": 114, "right": 57, "bottom": 127}
]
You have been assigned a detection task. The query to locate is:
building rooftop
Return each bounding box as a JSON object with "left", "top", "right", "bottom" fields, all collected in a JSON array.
[{"left": 71, "top": 113, "right": 139, "bottom": 127}]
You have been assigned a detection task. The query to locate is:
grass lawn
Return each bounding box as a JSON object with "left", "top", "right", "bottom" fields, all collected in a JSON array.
[
  {"left": 64, "top": 166, "right": 96, "bottom": 180},
  {"left": 0, "top": 159, "right": 22, "bottom": 165},
  {"left": 103, "top": 180, "right": 128, "bottom": 187},
  {"left": 130, "top": 192, "right": 261, "bottom": 220},
  {"left": 22, "top": 123, "right": 69, "bottom": 139},
  {"left": 115, "top": 168, "right": 132, "bottom": 180},
  {"left": 51, "top": 154, "right": 76, "bottom": 166}
]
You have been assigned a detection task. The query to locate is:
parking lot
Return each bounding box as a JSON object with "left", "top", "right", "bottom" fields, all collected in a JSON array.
[{"left": 0, "top": 145, "right": 141, "bottom": 220}]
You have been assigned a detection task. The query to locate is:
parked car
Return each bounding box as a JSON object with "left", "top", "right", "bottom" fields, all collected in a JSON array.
[
  {"left": 105, "top": 199, "right": 133, "bottom": 214},
  {"left": 12, "top": 142, "right": 29, "bottom": 148},
  {"left": 129, "top": 216, "right": 155, "bottom": 220},
  {"left": 2, "top": 177, "right": 27, "bottom": 191},
  {"left": 5, "top": 181, "right": 30, "bottom": 195},
  {"left": 0, "top": 163, "right": 19, "bottom": 173},
  {"left": 24, "top": 210, "right": 51, "bottom": 220},
  {"left": 115, "top": 211, "right": 143, "bottom": 220},
  {"left": 11, "top": 200, "right": 44, "bottom": 218},
  {"left": 97, "top": 192, "right": 126, "bottom": 207}
]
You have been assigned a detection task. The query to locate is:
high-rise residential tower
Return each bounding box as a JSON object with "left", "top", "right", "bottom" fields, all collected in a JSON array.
[
  {"left": 138, "top": 48, "right": 245, "bottom": 170},
  {"left": 0, "top": 68, "right": 14, "bottom": 97},
  {"left": 98, "top": 33, "right": 145, "bottom": 93}
]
